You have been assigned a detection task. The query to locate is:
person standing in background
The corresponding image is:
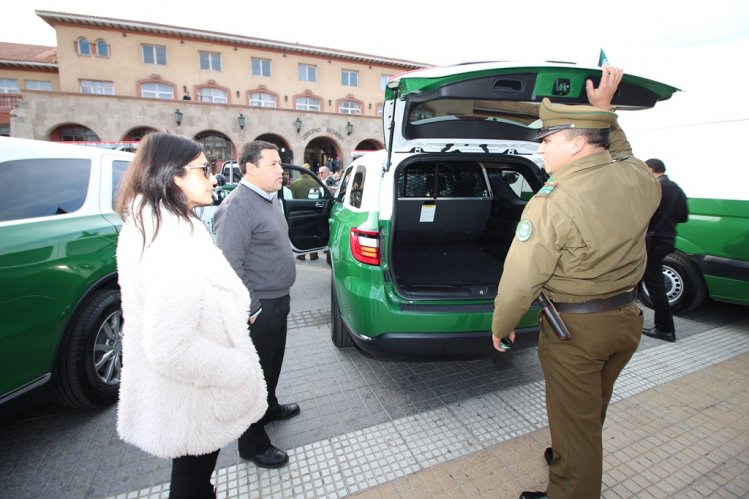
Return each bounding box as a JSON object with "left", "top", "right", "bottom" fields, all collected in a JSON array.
[
  {"left": 642, "top": 158, "right": 689, "bottom": 342},
  {"left": 115, "top": 132, "right": 267, "bottom": 498}
]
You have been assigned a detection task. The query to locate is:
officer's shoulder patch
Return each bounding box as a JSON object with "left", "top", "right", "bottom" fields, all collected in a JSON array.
[
  {"left": 536, "top": 181, "right": 557, "bottom": 197},
  {"left": 516, "top": 219, "right": 533, "bottom": 241}
]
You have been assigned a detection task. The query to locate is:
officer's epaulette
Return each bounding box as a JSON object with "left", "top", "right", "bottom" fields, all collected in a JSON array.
[{"left": 536, "top": 180, "right": 557, "bottom": 197}]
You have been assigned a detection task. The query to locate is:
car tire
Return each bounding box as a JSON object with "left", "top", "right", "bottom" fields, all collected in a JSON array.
[
  {"left": 54, "top": 289, "right": 123, "bottom": 409},
  {"left": 331, "top": 278, "right": 353, "bottom": 347},
  {"left": 638, "top": 253, "right": 707, "bottom": 314}
]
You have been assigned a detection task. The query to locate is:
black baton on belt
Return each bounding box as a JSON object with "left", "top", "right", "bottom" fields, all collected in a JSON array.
[{"left": 536, "top": 292, "right": 571, "bottom": 341}]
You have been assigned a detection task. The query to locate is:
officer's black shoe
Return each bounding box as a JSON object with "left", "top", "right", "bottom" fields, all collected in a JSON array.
[
  {"left": 244, "top": 445, "right": 289, "bottom": 468},
  {"left": 269, "top": 402, "right": 300, "bottom": 421},
  {"left": 544, "top": 447, "right": 553, "bottom": 466},
  {"left": 519, "top": 492, "right": 548, "bottom": 499},
  {"left": 642, "top": 327, "right": 676, "bottom": 342}
]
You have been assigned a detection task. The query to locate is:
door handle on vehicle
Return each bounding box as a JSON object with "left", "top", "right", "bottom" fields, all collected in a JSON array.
[{"left": 315, "top": 201, "right": 324, "bottom": 208}]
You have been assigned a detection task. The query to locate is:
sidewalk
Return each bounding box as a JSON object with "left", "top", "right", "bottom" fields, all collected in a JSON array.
[
  {"left": 106, "top": 319, "right": 749, "bottom": 498},
  {"left": 354, "top": 349, "right": 749, "bottom": 498}
]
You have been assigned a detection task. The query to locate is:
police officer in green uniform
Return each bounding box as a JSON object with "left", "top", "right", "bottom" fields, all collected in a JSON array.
[{"left": 491, "top": 66, "right": 661, "bottom": 499}]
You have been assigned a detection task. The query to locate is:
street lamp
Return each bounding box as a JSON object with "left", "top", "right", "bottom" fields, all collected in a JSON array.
[
  {"left": 174, "top": 109, "right": 183, "bottom": 126},
  {"left": 346, "top": 121, "right": 353, "bottom": 136},
  {"left": 294, "top": 117, "right": 303, "bottom": 133},
  {"left": 237, "top": 113, "right": 246, "bottom": 130}
]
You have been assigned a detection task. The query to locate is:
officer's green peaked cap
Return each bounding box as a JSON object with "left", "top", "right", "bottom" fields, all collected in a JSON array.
[{"left": 534, "top": 98, "right": 617, "bottom": 140}]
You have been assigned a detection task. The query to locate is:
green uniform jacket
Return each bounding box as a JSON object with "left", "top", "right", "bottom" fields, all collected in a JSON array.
[
  {"left": 290, "top": 175, "right": 320, "bottom": 199},
  {"left": 491, "top": 122, "right": 661, "bottom": 337}
]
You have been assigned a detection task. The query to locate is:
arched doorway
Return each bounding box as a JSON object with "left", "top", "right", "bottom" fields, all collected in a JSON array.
[
  {"left": 195, "top": 131, "right": 233, "bottom": 170},
  {"left": 123, "top": 127, "right": 157, "bottom": 142},
  {"left": 354, "top": 139, "right": 383, "bottom": 152},
  {"left": 256, "top": 133, "right": 293, "bottom": 164},
  {"left": 304, "top": 136, "right": 340, "bottom": 173},
  {"left": 50, "top": 124, "right": 100, "bottom": 142}
]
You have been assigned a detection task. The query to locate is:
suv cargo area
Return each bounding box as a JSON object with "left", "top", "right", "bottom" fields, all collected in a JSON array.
[{"left": 390, "top": 156, "right": 545, "bottom": 299}]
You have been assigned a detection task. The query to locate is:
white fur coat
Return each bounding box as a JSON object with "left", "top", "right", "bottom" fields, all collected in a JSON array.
[{"left": 116, "top": 204, "right": 267, "bottom": 458}]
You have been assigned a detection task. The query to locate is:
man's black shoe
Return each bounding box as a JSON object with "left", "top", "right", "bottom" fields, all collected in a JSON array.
[
  {"left": 519, "top": 492, "right": 548, "bottom": 499},
  {"left": 544, "top": 447, "right": 553, "bottom": 466},
  {"left": 269, "top": 403, "right": 300, "bottom": 421},
  {"left": 244, "top": 446, "right": 289, "bottom": 468},
  {"left": 642, "top": 327, "right": 676, "bottom": 342}
]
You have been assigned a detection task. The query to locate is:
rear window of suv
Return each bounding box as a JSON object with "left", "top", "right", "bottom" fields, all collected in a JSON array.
[{"left": 0, "top": 158, "right": 91, "bottom": 221}]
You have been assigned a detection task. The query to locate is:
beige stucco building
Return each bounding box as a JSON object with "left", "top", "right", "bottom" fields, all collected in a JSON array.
[{"left": 0, "top": 11, "right": 428, "bottom": 167}]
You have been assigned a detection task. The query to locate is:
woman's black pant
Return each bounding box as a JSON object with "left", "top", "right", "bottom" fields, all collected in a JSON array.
[{"left": 169, "top": 449, "right": 220, "bottom": 498}]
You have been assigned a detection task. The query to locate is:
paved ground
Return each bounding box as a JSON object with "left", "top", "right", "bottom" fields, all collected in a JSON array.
[{"left": 0, "top": 257, "right": 747, "bottom": 498}]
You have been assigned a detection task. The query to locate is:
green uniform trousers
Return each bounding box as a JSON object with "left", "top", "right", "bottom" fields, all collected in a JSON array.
[{"left": 538, "top": 302, "right": 643, "bottom": 499}]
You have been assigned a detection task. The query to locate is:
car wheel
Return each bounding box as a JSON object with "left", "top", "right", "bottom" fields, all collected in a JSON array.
[
  {"left": 638, "top": 253, "right": 707, "bottom": 314},
  {"left": 331, "top": 277, "right": 353, "bottom": 347},
  {"left": 54, "top": 289, "right": 123, "bottom": 409}
]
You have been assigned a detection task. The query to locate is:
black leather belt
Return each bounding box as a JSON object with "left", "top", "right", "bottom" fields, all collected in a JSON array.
[{"left": 552, "top": 289, "right": 637, "bottom": 314}]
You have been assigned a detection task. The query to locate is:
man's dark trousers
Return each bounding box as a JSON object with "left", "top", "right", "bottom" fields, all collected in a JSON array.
[
  {"left": 238, "top": 295, "right": 291, "bottom": 456},
  {"left": 644, "top": 237, "right": 675, "bottom": 332}
]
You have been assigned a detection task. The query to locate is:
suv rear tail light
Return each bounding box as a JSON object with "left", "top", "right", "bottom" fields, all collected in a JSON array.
[{"left": 350, "top": 228, "right": 380, "bottom": 265}]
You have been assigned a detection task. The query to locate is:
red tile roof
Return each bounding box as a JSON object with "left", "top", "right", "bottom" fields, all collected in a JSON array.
[{"left": 0, "top": 42, "right": 57, "bottom": 63}]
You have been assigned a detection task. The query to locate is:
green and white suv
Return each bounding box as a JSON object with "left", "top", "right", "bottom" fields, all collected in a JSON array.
[
  {"left": 321, "top": 62, "right": 679, "bottom": 355},
  {"left": 0, "top": 137, "right": 133, "bottom": 417}
]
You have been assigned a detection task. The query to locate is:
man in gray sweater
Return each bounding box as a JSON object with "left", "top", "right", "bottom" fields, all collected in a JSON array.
[{"left": 214, "top": 140, "right": 299, "bottom": 468}]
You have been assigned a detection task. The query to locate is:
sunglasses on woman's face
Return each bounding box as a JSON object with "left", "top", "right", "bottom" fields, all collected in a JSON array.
[{"left": 184, "top": 162, "right": 213, "bottom": 178}]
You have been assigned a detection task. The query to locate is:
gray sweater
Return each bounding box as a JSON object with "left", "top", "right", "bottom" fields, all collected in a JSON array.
[{"left": 214, "top": 183, "right": 296, "bottom": 315}]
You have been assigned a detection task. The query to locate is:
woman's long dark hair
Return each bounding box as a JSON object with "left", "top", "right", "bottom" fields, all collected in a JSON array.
[{"left": 115, "top": 132, "right": 203, "bottom": 245}]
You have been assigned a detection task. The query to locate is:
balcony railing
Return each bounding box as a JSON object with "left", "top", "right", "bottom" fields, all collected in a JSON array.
[{"left": 0, "top": 94, "right": 22, "bottom": 110}]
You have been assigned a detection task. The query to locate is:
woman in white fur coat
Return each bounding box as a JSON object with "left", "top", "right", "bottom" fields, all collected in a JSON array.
[{"left": 115, "top": 132, "right": 267, "bottom": 498}]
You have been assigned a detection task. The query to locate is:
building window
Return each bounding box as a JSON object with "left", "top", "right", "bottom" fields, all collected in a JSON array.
[
  {"left": 199, "top": 51, "right": 222, "bottom": 71},
  {"left": 198, "top": 87, "right": 228, "bottom": 103},
  {"left": 59, "top": 126, "right": 100, "bottom": 142},
  {"left": 24, "top": 80, "right": 52, "bottom": 91},
  {"left": 0, "top": 125, "right": 9, "bottom": 137},
  {"left": 0, "top": 78, "right": 20, "bottom": 93},
  {"left": 298, "top": 64, "right": 317, "bottom": 82},
  {"left": 95, "top": 39, "right": 109, "bottom": 57},
  {"left": 380, "top": 75, "right": 392, "bottom": 91},
  {"left": 251, "top": 58, "right": 271, "bottom": 77},
  {"left": 296, "top": 96, "right": 320, "bottom": 112},
  {"left": 77, "top": 38, "right": 91, "bottom": 56},
  {"left": 143, "top": 45, "right": 167, "bottom": 65},
  {"left": 342, "top": 70, "right": 358, "bottom": 87},
  {"left": 80, "top": 80, "right": 114, "bottom": 95},
  {"left": 140, "top": 82, "right": 174, "bottom": 99},
  {"left": 339, "top": 100, "right": 361, "bottom": 115},
  {"left": 250, "top": 92, "right": 276, "bottom": 108}
]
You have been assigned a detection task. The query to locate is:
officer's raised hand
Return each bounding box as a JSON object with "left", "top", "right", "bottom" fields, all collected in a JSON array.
[{"left": 586, "top": 65, "right": 623, "bottom": 110}]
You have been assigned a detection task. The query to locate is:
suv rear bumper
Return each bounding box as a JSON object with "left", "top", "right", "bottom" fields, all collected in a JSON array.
[{"left": 347, "top": 325, "right": 538, "bottom": 356}]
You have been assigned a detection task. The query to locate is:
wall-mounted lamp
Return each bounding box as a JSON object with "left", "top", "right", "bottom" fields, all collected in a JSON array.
[
  {"left": 237, "top": 113, "right": 246, "bottom": 130},
  {"left": 294, "top": 117, "right": 303, "bottom": 133},
  {"left": 236, "top": 90, "right": 240, "bottom": 98},
  {"left": 174, "top": 109, "right": 183, "bottom": 126},
  {"left": 346, "top": 121, "right": 353, "bottom": 136}
]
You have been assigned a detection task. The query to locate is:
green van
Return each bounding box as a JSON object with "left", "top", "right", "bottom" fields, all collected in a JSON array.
[
  {"left": 639, "top": 197, "right": 749, "bottom": 312},
  {"left": 632, "top": 121, "right": 749, "bottom": 313}
]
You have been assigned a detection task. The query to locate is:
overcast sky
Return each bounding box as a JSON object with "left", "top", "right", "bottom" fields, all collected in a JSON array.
[{"left": 4, "top": 0, "right": 749, "bottom": 195}]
